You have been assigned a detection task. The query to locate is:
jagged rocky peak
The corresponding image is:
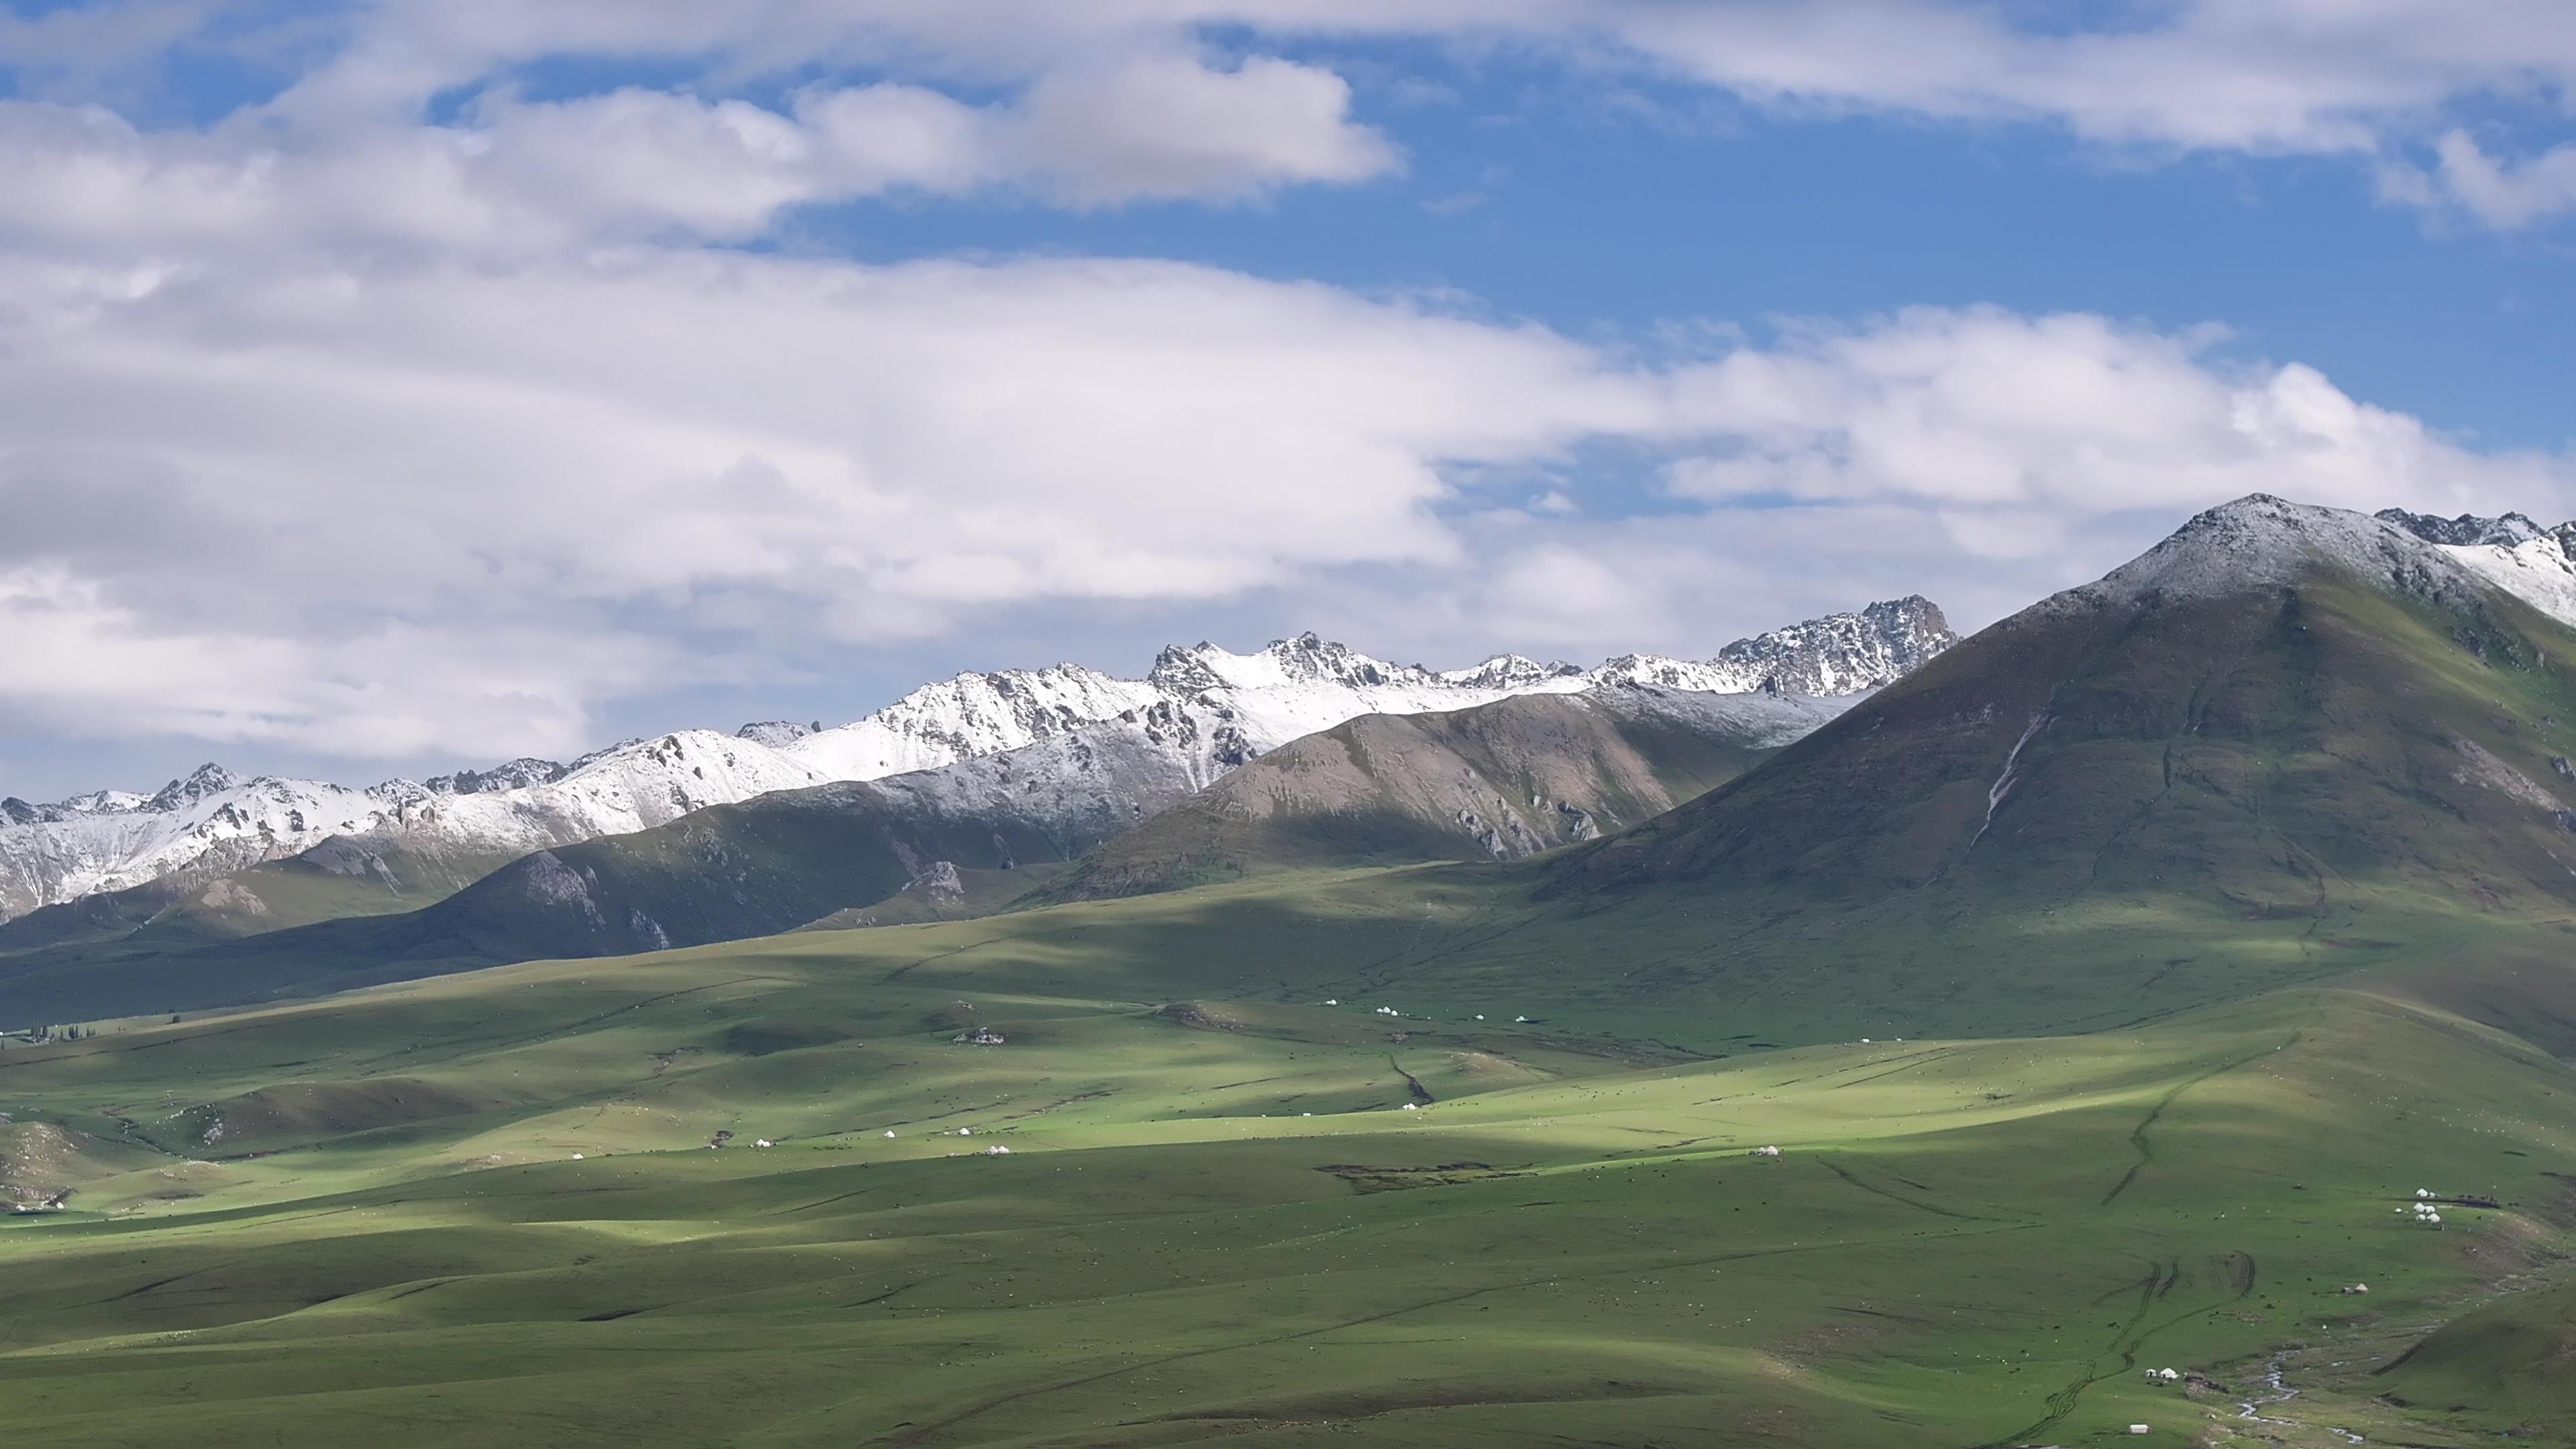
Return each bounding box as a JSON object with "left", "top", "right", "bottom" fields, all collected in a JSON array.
[
  {"left": 2, "top": 787, "right": 154, "bottom": 825},
  {"left": 737, "top": 720, "right": 822, "bottom": 747},
  {"left": 1148, "top": 631, "right": 1403, "bottom": 693},
  {"left": 1438, "top": 654, "right": 1587, "bottom": 690},
  {"left": 2375, "top": 507, "right": 2552, "bottom": 548},
  {"left": 1593, "top": 597, "right": 1960, "bottom": 698},
  {"left": 425, "top": 757, "right": 569, "bottom": 796},
  {"left": 148, "top": 763, "right": 239, "bottom": 812},
  {"left": 1711, "top": 596, "right": 1959, "bottom": 696},
  {"left": 2366, "top": 501, "right": 2576, "bottom": 631}
]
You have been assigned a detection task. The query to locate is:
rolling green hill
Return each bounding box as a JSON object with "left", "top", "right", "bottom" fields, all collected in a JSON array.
[{"left": 0, "top": 894, "right": 2569, "bottom": 1447}]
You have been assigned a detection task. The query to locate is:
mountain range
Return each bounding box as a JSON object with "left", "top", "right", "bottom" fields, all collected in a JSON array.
[{"left": 0, "top": 603, "right": 1955, "bottom": 932}]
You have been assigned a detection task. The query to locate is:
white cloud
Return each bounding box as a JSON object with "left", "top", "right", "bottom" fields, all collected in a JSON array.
[
  {"left": 2, "top": 251, "right": 2561, "bottom": 767},
  {"left": 1012, "top": 52, "right": 1399, "bottom": 205},
  {"left": 2398, "top": 129, "right": 2576, "bottom": 229},
  {"left": 0, "top": 50, "right": 1399, "bottom": 256},
  {"left": 93, "top": 3, "right": 2576, "bottom": 194},
  {"left": 17, "top": 1, "right": 2576, "bottom": 248},
  {"left": 0, "top": 250, "right": 1656, "bottom": 755},
  {"left": 1658, "top": 308, "right": 2567, "bottom": 561},
  {"left": 0, "top": 563, "right": 669, "bottom": 759}
]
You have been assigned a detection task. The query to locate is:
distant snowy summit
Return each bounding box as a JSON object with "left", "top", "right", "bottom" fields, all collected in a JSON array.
[
  {"left": 0, "top": 601, "right": 1957, "bottom": 922},
  {"left": 2375, "top": 506, "right": 2576, "bottom": 628},
  {"left": 1595, "top": 597, "right": 1953, "bottom": 697},
  {"left": 2023, "top": 497, "right": 2576, "bottom": 635}
]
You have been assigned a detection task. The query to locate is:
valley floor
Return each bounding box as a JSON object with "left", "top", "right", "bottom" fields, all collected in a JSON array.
[{"left": 3, "top": 889, "right": 2573, "bottom": 1448}]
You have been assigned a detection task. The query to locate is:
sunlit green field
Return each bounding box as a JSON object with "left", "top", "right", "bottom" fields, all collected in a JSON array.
[{"left": 5, "top": 881, "right": 2573, "bottom": 1448}]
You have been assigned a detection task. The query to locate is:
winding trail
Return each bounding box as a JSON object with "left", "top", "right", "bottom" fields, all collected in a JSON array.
[{"left": 2101, "top": 1029, "right": 2302, "bottom": 1207}]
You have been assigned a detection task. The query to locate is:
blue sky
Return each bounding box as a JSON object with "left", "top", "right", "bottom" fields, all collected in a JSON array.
[{"left": 5, "top": 1, "right": 2576, "bottom": 798}]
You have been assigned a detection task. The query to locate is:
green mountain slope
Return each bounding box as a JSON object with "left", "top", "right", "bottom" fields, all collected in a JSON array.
[
  {"left": 1049, "top": 684, "right": 1837, "bottom": 900},
  {"left": 1448, "top": 496, "right": 2576, "bottom": 1032}
]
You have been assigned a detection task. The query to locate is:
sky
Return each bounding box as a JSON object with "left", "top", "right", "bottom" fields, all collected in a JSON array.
[{"left": 6, "top": 1, "right": 2576, "bottom": 799}]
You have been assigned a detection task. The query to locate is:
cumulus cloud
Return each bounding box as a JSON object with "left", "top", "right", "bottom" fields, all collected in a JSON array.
[{"left": 1658, "top": 308, "right": 2566, "bottom": 554}]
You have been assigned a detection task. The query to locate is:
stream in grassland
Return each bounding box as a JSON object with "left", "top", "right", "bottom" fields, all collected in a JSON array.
[{"left": 2236, "top": 1352, "right": 2363, "bottom": 1443}]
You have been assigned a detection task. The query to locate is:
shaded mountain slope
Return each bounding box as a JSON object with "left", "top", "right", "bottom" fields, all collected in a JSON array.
[
  {"left": 0, "top": 765, "right": 1159, "bottom": 1022},
  {"left": 1402, "top": 495, "right": 2576, "bottom": 1040},
  {"left": 1051, "top": 684, "right": 1839, "bottom": 901},
  {"left": 0, "top": 839, "right": 527, "bottom": 955},
  {"left": 0, "top": 680, "right": 1854, "bottom": 1022},
  {"left": 1560, "top": 496, "right": 2576, "bottom": 910}
]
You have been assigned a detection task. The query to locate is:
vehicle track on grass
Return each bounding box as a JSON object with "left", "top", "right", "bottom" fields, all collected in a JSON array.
[
  {"left": 1823, "top": 1046, "right": 1964, "bottom": 1091},
  {"left": 1975, "top": 1249, "right": 2259, "bottom": 1449},
  {"left": 872, "top": 1222, "right": 2037, "bottom": 1448},
  {"left": 1816, "top": 1157, "right": 2024, "bottom": 1224},
  {"left": 2100, "top": 1028, "right": 2302, "bottom": 1208},
  {"left": 877, "top": 920, "right": 1097, "bottom": 987}
]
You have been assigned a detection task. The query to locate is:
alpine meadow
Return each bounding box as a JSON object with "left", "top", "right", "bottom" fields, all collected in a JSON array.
[{"left": 10, "top": 6, "right": 2576, "bottom": 1448}]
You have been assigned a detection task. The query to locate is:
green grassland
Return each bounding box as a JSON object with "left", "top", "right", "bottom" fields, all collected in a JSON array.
[
  {"left": 3, "top": 885, "right": 2573, "bottom": 1448},
  {"left": 11, "top": 525, "right": 2576, "bottom": 1444}
]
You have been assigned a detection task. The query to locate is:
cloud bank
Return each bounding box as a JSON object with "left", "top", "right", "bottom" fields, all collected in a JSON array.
[{"left": 3, "top": 245, "right": 2561, "bottom": 760}]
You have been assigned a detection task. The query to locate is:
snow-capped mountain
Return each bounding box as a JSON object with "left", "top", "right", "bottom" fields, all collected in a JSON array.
[
  {"left": 0, "top": 601, "right": 1955, "bottom": 924},
  {"left": 1594, "top": 596, "right": 1954, "bottom": 696},
  {"left": 2377, "top": 508, "right": 2576, "bottom": 628},
  {"left": 0, "top": 737, "right": 841, "bottom": 926}
]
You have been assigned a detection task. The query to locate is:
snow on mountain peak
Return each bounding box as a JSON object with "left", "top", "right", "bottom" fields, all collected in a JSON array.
[
  {"left": 148, "top": 763, "right": 239, "bottom": 812},
  {"left": 424, "top": 757, "right": 568, "bottom": 796},
  {"left": 2052, "top": 495, "right": 2576, "bottom": 637},
  {"left": 737, "top": 720, "right": 822, "bottom": 747},
  {"left": 2375, "top": 508, "right": 2549, "bottom": 549},
  {"left": 1146, "top": 632, "right": 1409, "bottom": 694},
  {"left": 0, "top": 600, "right": 1960, "bottom": 924},
  {"left": 1438, "top": 655, "right": 1587, "bottom": 690},
  {"left": 2376, "top": 504, "right": 2576, "bottom": 629},
  {"left": 1593, "top": 598, "right": 1957, "bottom": 697}
]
